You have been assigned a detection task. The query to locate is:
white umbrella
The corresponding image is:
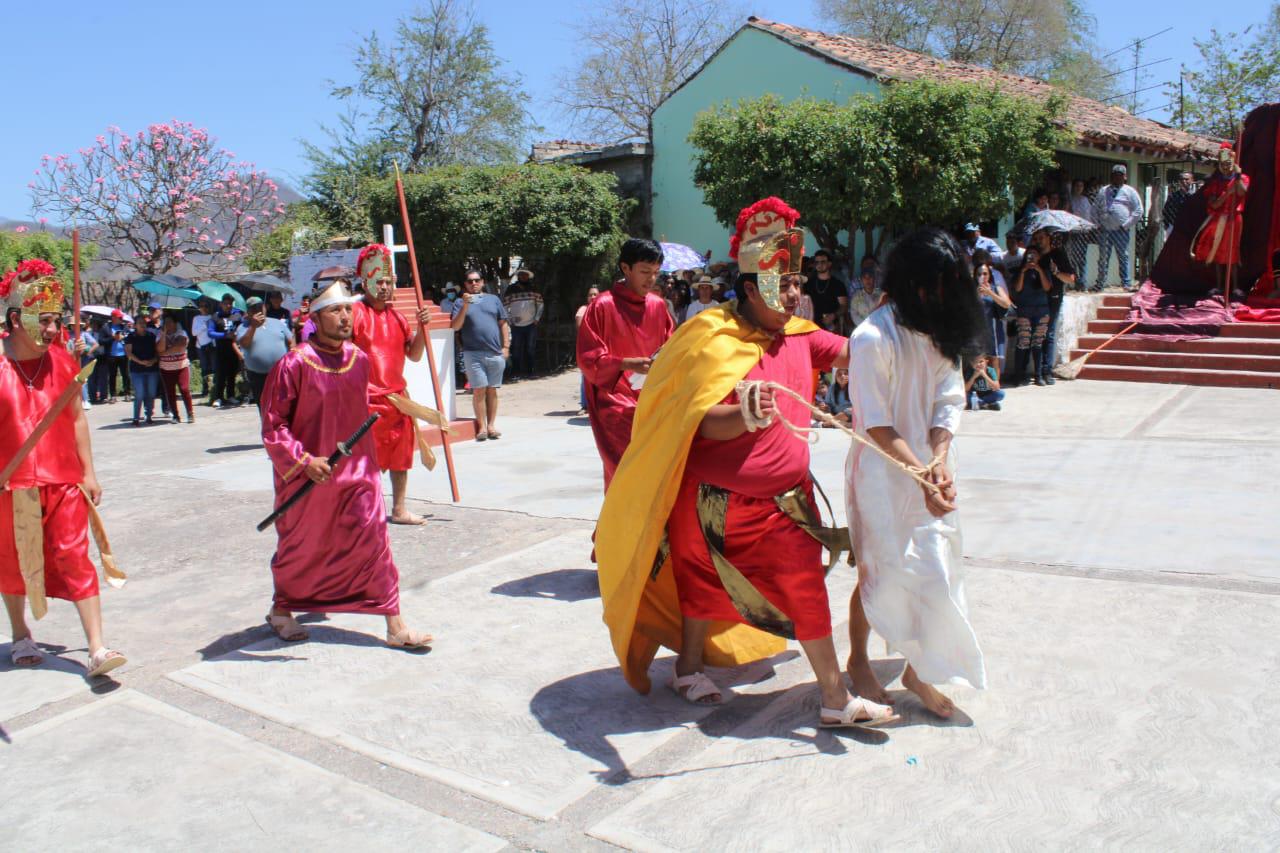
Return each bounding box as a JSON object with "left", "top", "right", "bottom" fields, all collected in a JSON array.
[{"left": 81, "top": 305, "right": 132, "bottom": 322}]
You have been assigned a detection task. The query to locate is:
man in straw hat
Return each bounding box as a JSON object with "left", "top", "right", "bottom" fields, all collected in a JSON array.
[
  {"left": 1, "top": 260, "right": 127, "bottom": 676},
  {"left": 683, "top": 273, "right": 719, "bottom": 322},
  {"left": 349, "top": 244, "right": 438, "bottom": 526},
  {"left": 259, "top": 279, "right": 432, "bottom": 648},
  {"left": 593, "top": 199, "right": 895, "bottom": 728},
  {"left": 503, "top": 266, "right": 543, "bottom": 380}
]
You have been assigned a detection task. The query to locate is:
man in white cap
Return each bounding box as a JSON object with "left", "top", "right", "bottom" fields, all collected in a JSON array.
[{"left": 1093, "top": 164, "right": 1144, "bottom": 291}]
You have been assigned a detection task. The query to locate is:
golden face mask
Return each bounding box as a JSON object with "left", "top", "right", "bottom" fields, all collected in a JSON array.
[
  {"left": 738, "top": 227, "right": 805, "bottom": 313},
  {"left": 18, "top": 276, "right": 64, "bottom": 340}
]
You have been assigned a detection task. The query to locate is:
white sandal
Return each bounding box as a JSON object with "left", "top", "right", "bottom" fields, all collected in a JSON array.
[
  {"left": 86, "top": 647, "right": 127, "bottom": 678},
  {"left": 820, "top": 696, "right": 899, "bottom": 729},
  {"left": 10, "top": 637, "right": 42, "bottom": 667},
  {"left": 669, "top": 671, "right": 728, "bottom": 705}
]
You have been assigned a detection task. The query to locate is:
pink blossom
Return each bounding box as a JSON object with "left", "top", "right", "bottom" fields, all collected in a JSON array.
[
  {"left": 166, "top": 156, "right": 176, "bottom": 163},
  {"left": 244, "top": 215, "right": 257, "bottom": 224},
  {"left": 70, "top": 196, "right": 82, "bottom": 204},
  {"left": 176, "top": 212, "right": 187, "bottom": 220},
  {"left": 26, "top": 182, "right": 35, "bottom": 189},
  {"left": 107, "top": 125, "right": 121, "bottom": 135},
  {"left": 173, "top": 251, "right": 185, "bottom": 259},
  {"left": 132, "top": 172, "right": 142, "bottom": 179},
  {"left": 166, "top": 232, "right": 177, "bottom": 240},
  {"left": 198, "top": 234, "right": 209, "bottom": 242},
  {"left": 14, "top": 226, "right": 28, "bottom": 233},
  {"left": 190, "top": 227, "right": 199, "bottom": 234},
  {"left": 168, "top": 188, "right": 180, "bottom": 196},
  {"left": 107, "top": 194, "right": 118, "bottom": 201},
  {"left": 189, "top": 196, "right": 202, "bottom": 204},
  {"left": 200, "top": 217, "right": 212, "bottom": 224},
  {"left": 214, "top": 239, "right": 225, "bottom": 246},
  {"left": 40, "top": 154, "right": 50, "bottom": 163},
  {"left": 95, "top": 177, "right": 105, "bottom": 184}
]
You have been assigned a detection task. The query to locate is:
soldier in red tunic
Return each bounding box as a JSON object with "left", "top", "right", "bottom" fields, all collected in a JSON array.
[
  {"left": 1, "top": 260, "right": 126, "bottom": 676},
  {"left": 349, "top": 244, "right": 436, "bottom": 525},
  {"left": 1192, "top": 142, "right": 1250, "bottom": 300}
]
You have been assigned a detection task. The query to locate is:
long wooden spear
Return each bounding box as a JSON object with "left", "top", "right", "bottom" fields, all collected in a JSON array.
[
  {"left": 72, "top": 227, "right": 81, "bottom": 341},
  {"left": 1223, "top": 122, "right": 1245, "bottom": 312},
  {"left": 393, "top": 163, "right": 460, "bottom": 502}
]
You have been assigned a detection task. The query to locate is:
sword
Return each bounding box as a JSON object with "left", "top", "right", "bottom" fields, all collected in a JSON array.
[
  {"left": 0, "top": 360, "right": 96, "bottom": 490},
  {"left": 256, "top": 413, "right": 379, "bottom": 532}
]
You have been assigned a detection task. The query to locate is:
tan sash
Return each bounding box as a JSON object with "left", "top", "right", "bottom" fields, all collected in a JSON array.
[
  {"left": 387, "top": 393, "right": 451, "bottom": 472},
  {"left": 10, "top": 485, "right": 126, "bottom": 621}
]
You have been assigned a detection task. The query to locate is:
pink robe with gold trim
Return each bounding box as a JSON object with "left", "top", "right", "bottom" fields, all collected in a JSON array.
[{"left": 260, "top": 341, "right": 399, "bottom": 614}]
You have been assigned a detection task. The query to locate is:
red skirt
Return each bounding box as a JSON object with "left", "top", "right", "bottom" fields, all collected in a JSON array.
[
  {"left": 1191, "top": 212, "right": 1244, "bottom": 266},
  {"left": 668, "top": 476, "right": 831, "bottom": 641},
  {"left": 369, "top": 395, "right": 415, "bottom": 472},
  {"left": 0, "top": 484, "right": 98, "bottom": 602}
]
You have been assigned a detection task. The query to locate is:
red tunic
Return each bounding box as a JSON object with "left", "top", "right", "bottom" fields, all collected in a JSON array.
[
  {"left": 576, "top": 283, "right": 674, "bottom": 488},
  {"left": 1191, "top": 172, "right": 1249, "bottom": 266},
  {"left": 0, "top": 347, "right": 98, "bottom": 601},
  {"left": 670, "top": 329, "right": 846, "bottom": 641},
  {"left": 351, "top": 300, "right": 415, "bottom": 472}
]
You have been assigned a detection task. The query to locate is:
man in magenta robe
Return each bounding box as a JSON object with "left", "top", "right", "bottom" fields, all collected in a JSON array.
[
  {"left": 576, "top": 239, "right": 674, "bottom": 488},
  {"left": 259, "top": 280, "right": 432, "bottom": 648}
]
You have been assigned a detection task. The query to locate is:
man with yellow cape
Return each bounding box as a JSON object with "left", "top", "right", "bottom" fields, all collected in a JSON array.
[{"left": 595, "top": 198, "right": 896, "bottom": 729}]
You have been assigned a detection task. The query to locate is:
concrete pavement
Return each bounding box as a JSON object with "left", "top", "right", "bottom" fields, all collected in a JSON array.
[{"left": 2, "top": 375, "right": 1278, "bottom": 850}]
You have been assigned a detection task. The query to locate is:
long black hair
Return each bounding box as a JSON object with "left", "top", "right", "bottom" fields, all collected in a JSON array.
[{"left": 881, "top": 227, "right": 986, "bottom": 363}]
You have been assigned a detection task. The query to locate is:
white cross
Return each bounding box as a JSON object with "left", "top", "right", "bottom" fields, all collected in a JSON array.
[{"left": 381, "top": 223, "right": 409, "bottom": 266}]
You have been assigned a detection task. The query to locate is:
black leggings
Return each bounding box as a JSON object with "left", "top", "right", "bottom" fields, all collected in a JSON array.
[{"left": 212, "top": 346, "right": 240, "bottom": 403}]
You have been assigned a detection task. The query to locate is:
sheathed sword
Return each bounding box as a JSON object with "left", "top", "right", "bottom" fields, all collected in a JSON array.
[
  {"left": 256, "top": 413, "right": 379, "bottom": 532},
  {"left": 0, "top": 360, "right": 96, "bottom": 490}
]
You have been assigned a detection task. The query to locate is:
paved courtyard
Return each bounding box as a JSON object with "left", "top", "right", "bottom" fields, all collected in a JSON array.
[{"left": 3, "top": 373, "right": 1279, "bottom": 851}]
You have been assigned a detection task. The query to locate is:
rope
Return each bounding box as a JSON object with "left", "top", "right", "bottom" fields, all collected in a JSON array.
[{"left": 735, "top": 380, "right": 945, "bottom": 495}]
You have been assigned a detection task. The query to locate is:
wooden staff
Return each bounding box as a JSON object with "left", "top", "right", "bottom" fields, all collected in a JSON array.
[
  {"left": 1224, "top": 123, "right": 1245, "bottom": 312},
  {"left": 72, "top": 228, "right": 81, "bottom": 340},
  {"left": 393, "top": 162, "right": 460, "bottom": 502}
]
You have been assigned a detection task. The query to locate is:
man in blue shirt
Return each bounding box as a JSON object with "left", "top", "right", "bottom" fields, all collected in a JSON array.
[
  {"left": 105, "top": 309, "right": 129, "bottom": 402},
  {"left": 961, "top": 223, "right": 1005, "bottom": 265},
  {"left": 450, "top": 271, "right": 510, "bottom": 441},
  {"left": 236, "top": 296, "right": 293, "bottom": 408}
]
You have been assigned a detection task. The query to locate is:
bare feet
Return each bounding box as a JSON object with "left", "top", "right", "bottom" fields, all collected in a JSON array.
[
  {"left": 265, "top": 611, "right": 309, "bottom": 642},
  {"left": 902, "top": 666, "right": 955, "bottom": 718},
  {"left": 846, "top": 656, "right": 894, "bottom": 705},
  {"left": 389, "top": 510, "right": 427, "bottom": 526}
]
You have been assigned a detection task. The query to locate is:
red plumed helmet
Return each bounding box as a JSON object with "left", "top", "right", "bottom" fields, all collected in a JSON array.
[{"left": 729, "top": 197, "right": 800, "bottom": 259}]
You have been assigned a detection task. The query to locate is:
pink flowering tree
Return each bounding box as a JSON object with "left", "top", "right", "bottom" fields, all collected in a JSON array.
[{"left": 29, "top": 120, "right": 285, "bottom": 275}]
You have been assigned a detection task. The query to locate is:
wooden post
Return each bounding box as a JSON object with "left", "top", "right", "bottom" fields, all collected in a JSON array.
[{"left": 393, "top": 163, "right": 461, "bottom": 502}]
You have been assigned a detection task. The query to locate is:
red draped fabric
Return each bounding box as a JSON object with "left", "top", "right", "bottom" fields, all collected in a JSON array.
[
  {"left": 260, "top": 342, "right": 399, "bottom": 615},
  {"left": 576, "top": 282, "right": 674, "bottom": 488},
  {"left": 351, "top": 300, "right": 415, "bottom": 471}
]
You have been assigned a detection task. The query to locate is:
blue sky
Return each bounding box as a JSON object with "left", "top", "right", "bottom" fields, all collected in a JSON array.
[{"left": 1, "top": 0, "right": 1271, "bottom": 220}]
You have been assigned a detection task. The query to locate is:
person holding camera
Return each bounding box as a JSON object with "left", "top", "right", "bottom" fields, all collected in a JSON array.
[
  {"left": 450, "top": 271, "right": 510, "bottom": 442},
  {"left": 1010, "top": 241, "right": 1059, "bottom": 386}
]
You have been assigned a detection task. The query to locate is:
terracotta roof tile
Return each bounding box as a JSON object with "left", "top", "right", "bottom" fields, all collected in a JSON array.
[{"left": 748, "top": 18, "right": 1220, "bottom": 159}]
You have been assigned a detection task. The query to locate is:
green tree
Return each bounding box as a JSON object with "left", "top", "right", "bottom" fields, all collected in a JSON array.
[
  {"left": 689, "top": 94, "right": 892, "bottom": 266},
  {"left": 365, "top": 164, "right": 626, "bottom": 322},
  {"left": 0, "top": 229, "right": 98, "bottom": 278},
  {"left": 689, "top": 80, "right": 1068, "bottom": 267},
  {"left": 1169, "top": 12, "right": 1280, "bottom": 139},
  {"left": 243, "top": 202, "right": 340, "bottom": 274},
  {"left": 329, "top": 0, "right": 535, "bottom": 171},
  {"left": 817, "top": 0, "right": 1117, "bottom": 99}
]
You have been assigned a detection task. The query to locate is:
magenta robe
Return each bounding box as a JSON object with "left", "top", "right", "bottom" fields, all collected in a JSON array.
[
  {"left": 260, "top": 341, "right": 399, "bottom": 615},
  {"left": 576, "top": 282, "right": 674, "bottom": 488}
]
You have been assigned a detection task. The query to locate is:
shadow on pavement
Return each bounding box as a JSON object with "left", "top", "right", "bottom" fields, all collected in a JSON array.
[
  {"left": 491, "top": 569, "right": 599, "bottom": 602},
  {"left": 206, "top": 444, "right": 263, "bottom": 454},
  {"left": 531, "top": 651, "right": 893, "bottom": 785}
]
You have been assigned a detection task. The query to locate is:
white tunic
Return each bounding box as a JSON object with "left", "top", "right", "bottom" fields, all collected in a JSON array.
[{"left": 844, "top": 305, "right": 986, "bottom": 689}]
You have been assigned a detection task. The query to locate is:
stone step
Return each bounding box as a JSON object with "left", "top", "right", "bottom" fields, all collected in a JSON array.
[
  {"left": 1078, "top": 363, "right": 1280, "bottom": 388},
  {"left": 1101, "top": 294, "right": 1133, "bottom": 308},
  {"left": 1075, "top": 335, "right": 1280, "bottom": 356},
  {"left": 1096, "top": 306, "right": 1131, "bottom": 320},
  {"left": 1071, "top": 349, "right": 1280, "bottom": 373},
  {"left": 1085, "top": 319, "right": 1280, "bottom": 339}
]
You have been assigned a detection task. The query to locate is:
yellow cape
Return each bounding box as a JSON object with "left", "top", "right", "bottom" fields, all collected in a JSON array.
[{"left": 595, "top": 304, "right": 819, "bottom": 693}]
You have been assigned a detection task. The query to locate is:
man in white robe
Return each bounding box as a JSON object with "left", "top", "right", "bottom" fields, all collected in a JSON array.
[{"left": 844, "top": 227, "right": 988, "bottom": 718}]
